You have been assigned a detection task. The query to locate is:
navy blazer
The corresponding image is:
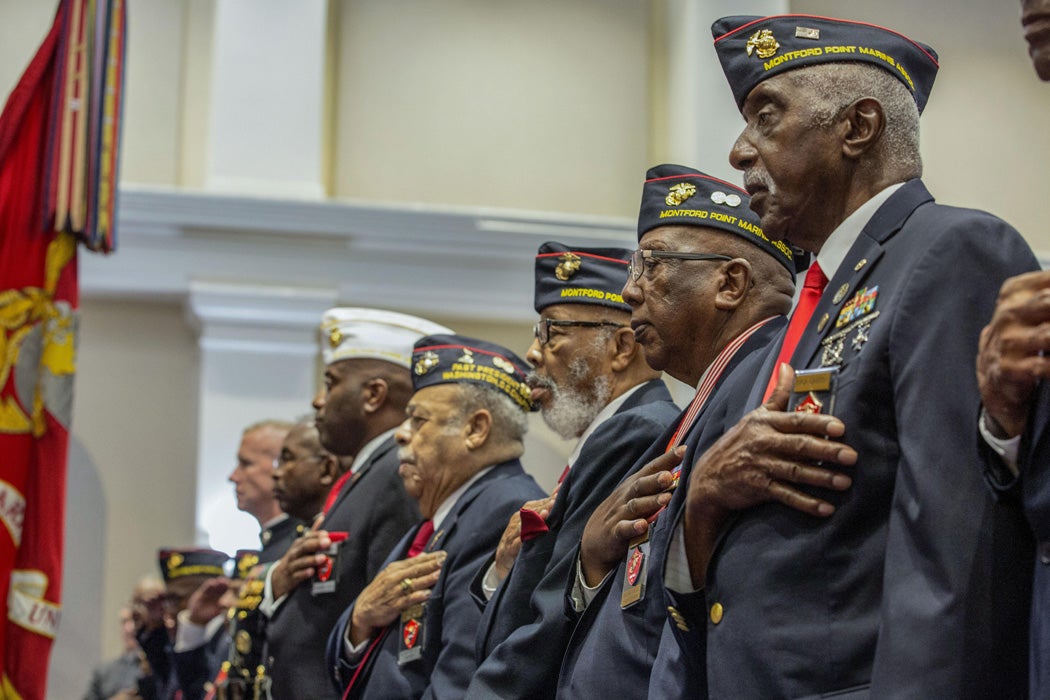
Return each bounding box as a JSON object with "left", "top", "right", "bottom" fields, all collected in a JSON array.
[
  {"left": 987, "top": 378, "right": 1050, "bottom": 694},
  {"left": 327, "top": 459, "right": 544, "bottom": 700},
  {"left": 266, "top": 436, "right": 421, "bottom": 700},
  {"left": 554, "top": 318, "right": 784, "bottom": 699},
  {"left": 465, "top": 379, "right": 679, "bottom": 698},
  {"left": 666, "top": 180, "right": 1037, "bottom": 699}
]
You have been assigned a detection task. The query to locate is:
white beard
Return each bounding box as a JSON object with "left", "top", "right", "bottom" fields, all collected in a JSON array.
[{"left": 532, "top": 356, "right": 612, "bottom": 440}]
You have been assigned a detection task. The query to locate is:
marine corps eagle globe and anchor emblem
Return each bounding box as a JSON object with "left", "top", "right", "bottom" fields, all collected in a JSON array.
[
  {"left": 746, "top": 29, "right": 780, "bottom": 59},
  {"left": 555, "top": 253, "right": 581, "bottom": 281}
]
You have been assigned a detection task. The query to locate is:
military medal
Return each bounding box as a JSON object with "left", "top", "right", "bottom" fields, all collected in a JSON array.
[
  {"left": 836, "top": 286, "right": 878, "bottom": 329},
  {"left": 398, "top": 603, "right": 426, "bottom": 665},
  {"left": 787, "top": 367, "right": 838, "bottom": 416},
  {"left": 820, "top": 310, "right": 881, "bottom": 367},
  {"left": 253, "top": 664, "right": 273, "bottom": 700},
  {"left": 620, "top": 528, "right": 651, "bottom": 609},
  {"left": 311, "top": 531, "right": 348, "bottom": 595}
]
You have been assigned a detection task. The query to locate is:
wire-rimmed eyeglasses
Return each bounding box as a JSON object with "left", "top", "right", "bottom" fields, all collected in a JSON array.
[
  {"left": 627, "top": 249, "right": 734, "bottom": 282},
  {"left": 532, "top": 319, "right": 627, "bottom": 346}
]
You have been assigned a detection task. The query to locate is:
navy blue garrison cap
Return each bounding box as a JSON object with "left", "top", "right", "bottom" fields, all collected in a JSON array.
[
  {"left": 638, "top": 164, "right": 797, "bottom": 277},
  {"left": 711, "top": 15, "right": 939, "bottom": 114},
  {"left": 411, "top": 334, "right": 534, "bottom": 412},
  {"left": 158, "top": 548, "right": 228, "bottom": 583},
  {"left": 534, "top": 242, "right": 632, "bottom": 314}
]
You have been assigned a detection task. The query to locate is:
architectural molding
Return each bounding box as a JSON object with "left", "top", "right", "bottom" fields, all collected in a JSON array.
[{"left": 82, "top": 185, "right": 637, "bottom": 322}]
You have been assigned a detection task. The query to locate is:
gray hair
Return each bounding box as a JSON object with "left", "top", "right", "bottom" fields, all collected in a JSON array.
[
  {"left": 454, "top": 383, "right": 529, "bottom": 443},
  {"left": 791, "top": 62, "right": 922, "bottom": 178}
]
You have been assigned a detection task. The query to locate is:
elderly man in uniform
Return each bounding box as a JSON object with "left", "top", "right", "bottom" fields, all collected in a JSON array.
[
  {"left": 466, "top": 243, "right": 679, "bottom": 697},
  {"left": 325, "top": 334, "right": 545, "bottom": 699},
  {"left": 650, "top": 15, "right": 1038, "bottom": 698},
  {"left": 973, "top": 0, "right": 1050, "bottom": 693},
  {"left": 260, "top": 308, "right": 448, "bottom": 700},
  {"left": 554, "top": 165, "right": 795, "bottom": 698}
]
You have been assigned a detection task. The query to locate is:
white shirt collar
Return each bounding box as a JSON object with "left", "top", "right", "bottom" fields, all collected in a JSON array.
[
  {"left": 431, "top": 466, "right": 495, "bottom": 532},
  {"left": 260, "top": 513, "right": 288, "bottom": 530},
  {"left": 566, "top": 383, "right": 644, "bottom": 469},
  {"left": 813, "top": 182, "right": 904, "bottom": 279},
  {"left": 348, "top": 428, "right": 398, "bottom": 476}
]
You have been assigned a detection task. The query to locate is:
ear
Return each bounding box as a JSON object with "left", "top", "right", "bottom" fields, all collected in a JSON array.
[
  {"left": 713, "top": 258, "right": 753, "bottom": 311},
  {"left": 463, "top": 409, "right": 492, "bottom": 450},
  {"left": 360, "top": 377, "right": 389, "bottom": 415},
  {"left": 318, "top": 454, "right": 338, "bottom": 486},
  {"left": 609, "top": 326, "right": 637, "bottom": 372},
  {"left": 841, "top": 97, "right": 884, "bottom": 159}
]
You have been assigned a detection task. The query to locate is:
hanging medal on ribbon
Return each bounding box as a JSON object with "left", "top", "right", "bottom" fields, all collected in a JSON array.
[
  {"left": 398, "top": 603, "right": 426, "bottom": 666},
  {"left": 311, "top": 531, "right": 348, "bottom": 596}
]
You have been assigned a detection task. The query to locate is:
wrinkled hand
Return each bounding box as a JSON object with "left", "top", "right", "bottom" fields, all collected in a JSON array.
[
  {"left": 270, "top": 515, "right": 332, "bottom": 600},
  {"left": 683, "top": 364, "right": 856, "bottom": 586},
  {"left": 579, "top": 447, "right": 683, "bottom": 586},
  {"left": 186, "top": 577, "right": 231, "bottom": 625},
  {"left": 977, "top": 270, "right": 1050, "bottom": 438},
  {"left": 493, "top": 493, "right": 558, "bottom": 582},
  {"left": 348, "top": 551, "right": 446, "bottom": 645}
]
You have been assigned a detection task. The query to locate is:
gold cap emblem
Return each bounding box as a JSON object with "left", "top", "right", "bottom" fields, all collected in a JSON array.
[
  {"left": 493, "top": 356, "right": 515, "bottom": 374},
  {"left": 665, "top": 182, "right": 697, "bottom": 206},
  {"left": 414, "top": 351, "right": 440, "bottom": 376},
  {"left": 328, "top": 327, "right": 343, "bottom": 348},
  {"left": 457, "top": 348, "right": 476, "bottom": 364},
  {"left": 746, "top": 29, "right": 780, "bottom": 59},
  {"left": 555, "top": 252, "right": 581, "bottom": 281},
  {"left": 167, "top": 553, "right": 184, "bottom": 571}
]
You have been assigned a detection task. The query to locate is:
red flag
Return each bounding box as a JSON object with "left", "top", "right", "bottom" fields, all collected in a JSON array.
[{"left": 0, "top": 1, "right": 124, "bottom": 696}]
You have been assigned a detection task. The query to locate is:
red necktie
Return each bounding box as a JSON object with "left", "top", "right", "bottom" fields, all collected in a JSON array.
[
  {"left": 764, "top": 261, "right": 828, "bottom": 401},
  {"left": 322, "top": 470, "right": 354, "bottom": 515},
  {"left": 557, "top": 464, "right": 570, "bottom": 484},
  {"left": 407, "top": 519, "right": 434, "bottom": 558}
]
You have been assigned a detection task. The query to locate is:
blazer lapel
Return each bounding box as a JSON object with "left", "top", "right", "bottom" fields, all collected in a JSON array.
[
  {"left": 327, "top": 435, "right": 398, "bottom": 514},
  {"left": 791, "top": 179, "right": 933, "bottom": 371}
]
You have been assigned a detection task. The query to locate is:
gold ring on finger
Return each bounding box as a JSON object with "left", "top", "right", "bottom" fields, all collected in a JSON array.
[{"left": 400, "top": 577, "right": 413, "bottom": 593}]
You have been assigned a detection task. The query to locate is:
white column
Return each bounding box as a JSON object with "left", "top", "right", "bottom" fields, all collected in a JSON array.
[
  {"left": 186, "top": 282, "right": 337, "bottom": 555},
  {"left": 204, "top": 0, "right": 329, "bottom": 199},
  {"left": 662, "top": 0, "right": 788, "bottom": 182}
]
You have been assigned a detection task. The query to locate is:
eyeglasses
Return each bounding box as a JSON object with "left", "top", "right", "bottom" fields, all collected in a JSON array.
[
  {"left": 628, "top": 249, "right": 733, "bottom": 282},
  {"left": 532, "top": 319, "right": 626, "bottom": 346}
]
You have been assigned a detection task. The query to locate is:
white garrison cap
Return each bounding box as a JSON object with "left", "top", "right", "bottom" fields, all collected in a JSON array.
[{"left": 320, "top": 307, "right": 453, "bottom": 368}]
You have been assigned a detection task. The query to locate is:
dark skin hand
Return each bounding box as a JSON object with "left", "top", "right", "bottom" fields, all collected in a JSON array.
[
  {"left": 348, "top": 551, "right": 446, "bottom": 645},
  {"left": 579, "top": 447, "right": 683, "bottom": 587},
  {"left": 270, "top": 514, "right": 332, "bottom": 600},
  {"left": 977, "top": 270, "right": 1050, "bottom": 438},
  {"left": 683, "top": 364, "right": 856, "bottom": 587},
  {"left": 493, "top": 491, "right": 558, "bottom": 583}
]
